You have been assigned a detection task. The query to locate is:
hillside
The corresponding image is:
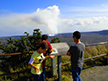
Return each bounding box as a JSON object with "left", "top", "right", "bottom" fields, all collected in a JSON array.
[
  {"left": 49, "top": 30, "right": 108, "bottom": 46},
  {"left": 0, "top": 30, "right": 108, "bottom": 46}
]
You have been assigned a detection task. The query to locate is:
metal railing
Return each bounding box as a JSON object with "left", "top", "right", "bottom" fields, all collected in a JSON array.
[
  {"left": 61, "top": 42, "right": 108, "bottom": 66},
  {"left": 0, "top": 51, "right": 34, "bottom": 79}
]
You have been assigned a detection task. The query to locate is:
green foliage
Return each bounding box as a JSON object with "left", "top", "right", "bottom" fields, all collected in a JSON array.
[
  {"left": 50, "top": 37, "right": 60, "bottom": 43},
  {"left": 83, "top": 56, "right": 107, "bottom": 69},
  {"left": 83, "top": 45, "right": 107, "bottom": 69},
  {"left": 24, "top": 29, "right": 42, "bottom": 51},
  {"left": 84, "top": 45, "right": 107, "bottom": 58},
  {"left": 62, "top": 75, "right": 70, "bottom": 81},
  {"left": 45, "top": 57, "right": 52, "bottom": 66},
  {"left": 62, "top": 64, "right": 71, "bottom": 71},
  {"left": 84, "top": 46, "right": 98, "bottom": 58},
  {"left": 0, "top": 71, "right": 33, "bottom": 81},
  {"left": 0, "top": 29, "right": 42, "bottom": 80},
  {"left": 96, "top": 45, "right": 107, "bottom": 54},
  {"left": 0, "top": 29, "right": 42, "bottom": 53}
]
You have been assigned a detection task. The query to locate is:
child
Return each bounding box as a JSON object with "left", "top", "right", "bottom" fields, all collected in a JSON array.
[
  {"left": 28, "top": 42, "right": 54, "bottom": 81},
  {"left": 35, "top": 34, "right": 53, "bottom": 81}
]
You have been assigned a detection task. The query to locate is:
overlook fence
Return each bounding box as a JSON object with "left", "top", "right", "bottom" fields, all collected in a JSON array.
[{"left": 0, "top": 42, "right": 108, "bottom": 81}]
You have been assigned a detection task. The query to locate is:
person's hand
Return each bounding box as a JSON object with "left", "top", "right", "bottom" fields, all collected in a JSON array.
[
  {"left": 34, "top": 66, "right": 40, "bottom": 73},
  {"left": 49, "top": 55, "right": 55, "bottom": 59},
  {"left": 66, "top": 52, "right": 72, "bottom": 56}
]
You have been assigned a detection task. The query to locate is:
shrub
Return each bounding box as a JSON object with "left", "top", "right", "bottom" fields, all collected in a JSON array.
[
  {"left": 97, "top": 45, "right": 107, "bottom": 54},
  {"left": 62, "top": 75, "right": 70, "bottom": 81}
]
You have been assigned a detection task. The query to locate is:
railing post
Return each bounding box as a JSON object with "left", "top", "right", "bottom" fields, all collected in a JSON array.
[
  {"left": 58, "top": 56, "right": 61, "bottom": 81},
  {"left": 51, "top": 56, "right": 57, "bottom": 76}
]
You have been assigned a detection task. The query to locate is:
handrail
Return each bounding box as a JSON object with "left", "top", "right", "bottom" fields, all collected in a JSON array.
[
  {"left": 0, "top": 41, "right": 107, "bottom": 57},
  {"left": 61, "top": 42, "right": 108, "bottom": 66},
  {"left": 0, "top": 51, "right": 34, "bottom": 57},
  {"left": 61, "top": 53, "right": 107, "bottom": 66},
  {"left": 85, "top": 42, "right": 108, "bottom": 46}
]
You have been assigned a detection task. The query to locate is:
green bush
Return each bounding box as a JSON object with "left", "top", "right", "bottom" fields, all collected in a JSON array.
[
  {"left": 62, "top": 75, "right": 70, "bottom": 81},
  {"left": 97, "top": 45, "right": 107, "bottom": 54}
]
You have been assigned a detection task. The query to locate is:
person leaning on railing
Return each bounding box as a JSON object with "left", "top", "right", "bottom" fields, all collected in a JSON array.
[
  {"left": 66, "top": 31, "right": 85, "bottom": 81},
  {"left": 28, "top": 42, "right": 54, "bottom": 81},
  {"left": 35, "top": 34, "right": 53, "bottom": 81}
]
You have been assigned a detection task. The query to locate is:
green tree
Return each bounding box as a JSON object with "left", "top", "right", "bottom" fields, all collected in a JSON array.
[
  {"left": 50, "top": 37, "right": 60, "bottom": 43},
  {"left": 0, "top": 29, "right": 42, "bottom": 53},
  {"left": 0, "top": 29, "right": 42, "bottom": 75},
  {"left": 24, "top": 28, "right": 42, "bottom": 51}
]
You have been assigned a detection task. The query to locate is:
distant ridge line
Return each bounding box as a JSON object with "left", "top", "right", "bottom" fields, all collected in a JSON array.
[{"left": 56, "top": 30, "right": 108, "bottom": 36}]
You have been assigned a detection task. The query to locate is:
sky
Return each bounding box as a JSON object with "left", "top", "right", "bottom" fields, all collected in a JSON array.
[{"left": 0, "top": 0, "right": 108, "bottom": 37}]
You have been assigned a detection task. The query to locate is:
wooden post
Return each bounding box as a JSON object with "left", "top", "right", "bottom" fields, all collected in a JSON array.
[
  {"left": 58, "top": 56, "right": 61, "bottom": 81},
  {"left": 50, "top": 42, "right": 69, "bottom": 79},
  {"left": 51, "top": 56, "right": 57, "bottom": 76}
]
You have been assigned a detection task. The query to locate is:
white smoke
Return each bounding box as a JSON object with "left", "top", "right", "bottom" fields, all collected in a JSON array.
[
  {"left": 32, "top": 5, "right": 60, "bottom": 36},
  {"left": 0, "top": 5, "right": 60, "bottom": 36}
]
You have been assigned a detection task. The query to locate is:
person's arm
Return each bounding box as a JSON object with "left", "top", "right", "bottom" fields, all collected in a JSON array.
[
  {"left": 45, "top": 55, "right": 55, "bottom": 59},
  {"left": 66, "top": 52, "right": 72, "bottom": 56},
  {"left": 66, "top": 46, "right": 73, "bottom": 56},
  {"left": 49, "top": 49, "right": 53, "bottom": 53},
  {"left": 47, "top": 41, "right": 53, "bottom": 53},
  {"left": 28, "top": 58, "right": 40, "bottom": 73}
]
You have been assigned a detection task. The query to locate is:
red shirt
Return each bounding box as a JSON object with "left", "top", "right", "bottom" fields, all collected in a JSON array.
[{"left": 35, "top": 40, "right": 52, "bottom": 55}]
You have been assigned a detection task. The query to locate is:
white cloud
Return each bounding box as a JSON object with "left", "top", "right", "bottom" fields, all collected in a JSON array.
[
  {"left": 61, "top": 16, "right": 108, "bottom": 26},
  {"left": 58, "top": 16, "right": 108, "bottom": 33},
  {"left": 0, "top": 5, "right": 108, "bottom": 37}
]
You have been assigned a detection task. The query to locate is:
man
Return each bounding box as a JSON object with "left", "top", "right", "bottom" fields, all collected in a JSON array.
[
  {"left": 66, "top": 31, "right": 85, "bottom": 81},
  {"left": 35, "top": 34, "right": 53, "bottom": 81}
]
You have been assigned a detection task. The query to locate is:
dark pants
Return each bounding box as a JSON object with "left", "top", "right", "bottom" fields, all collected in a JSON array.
[
  {"left": 42, "top": 65, "right": 45, "bottom": 81},
  {"left": 71, "top": 67, "right": 82, "bottom": 81},
  {"left": 31, "top": 72, "right": 44, "bottom": 81}
]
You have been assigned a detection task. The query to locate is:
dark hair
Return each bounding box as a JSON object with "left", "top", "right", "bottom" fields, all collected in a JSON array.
[
  {"left": 36, "top": 42, "right": 49, "bottom": 50},
  {"left": 73, "top": 31, "right": 81, "bottom": 39},
  {"left": 42, "top": 35, "right": 48, "bottom": 40}
]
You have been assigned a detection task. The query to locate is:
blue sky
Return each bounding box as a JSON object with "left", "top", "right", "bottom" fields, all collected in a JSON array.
[{"left": 0, "top": 0, "right": 108, "bottom": 37}]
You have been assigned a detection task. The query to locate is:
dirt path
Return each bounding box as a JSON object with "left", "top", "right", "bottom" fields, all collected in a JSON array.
[
  {"left": 66, "top": 65, "right": 108, "bottom": 81},
  {"left": 47, "top": 65, "right": 108, "bottom": 81},
  {"left": 80, "top": 65, "right": 108, "bottom": 81}
]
